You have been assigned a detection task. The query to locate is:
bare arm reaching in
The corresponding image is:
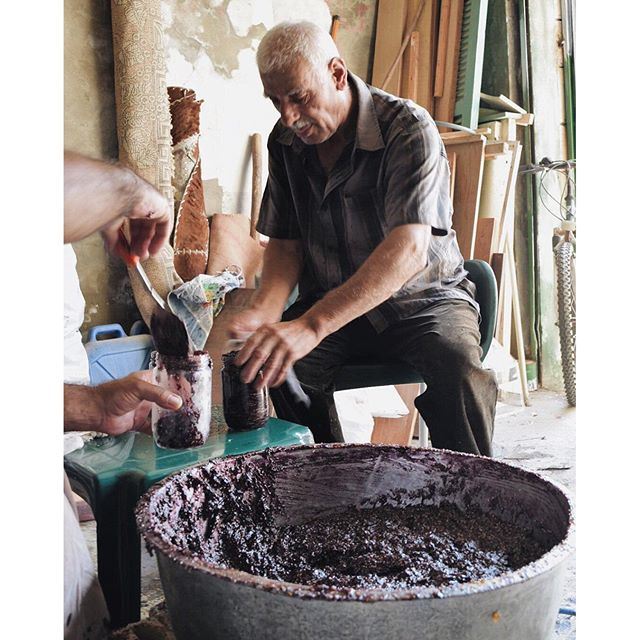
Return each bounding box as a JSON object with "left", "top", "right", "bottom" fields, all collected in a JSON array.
[
  {"left": 64, "top": 371, "right": 183, "bottom": 436},
  {"left": 64, "top": 150, "right": 173, "bottom": 260}
]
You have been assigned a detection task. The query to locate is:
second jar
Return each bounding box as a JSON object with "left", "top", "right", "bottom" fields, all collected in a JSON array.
[{"left": 221, "top": 350, "right": 269, "bottom": 431}]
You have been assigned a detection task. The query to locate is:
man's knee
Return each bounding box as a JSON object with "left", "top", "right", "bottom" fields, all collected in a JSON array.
[
  {"left": 293, "top": 353, "right": 338, "bottom": 393},
  {"left": 421, "top": 333, "right": 484, "bottom": 383}
]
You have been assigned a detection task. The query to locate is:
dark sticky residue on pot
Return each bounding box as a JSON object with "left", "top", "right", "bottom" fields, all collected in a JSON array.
[{"left": 137, "top": 446, "right": 568, "bottom": 601}]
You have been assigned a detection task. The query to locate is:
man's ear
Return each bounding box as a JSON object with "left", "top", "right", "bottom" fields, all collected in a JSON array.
[{"left": 329, "top": 57, "right": 348, "bottom": 90}]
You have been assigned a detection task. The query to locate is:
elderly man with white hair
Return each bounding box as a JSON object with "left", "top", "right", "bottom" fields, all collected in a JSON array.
[{"left": 229, "top": 21, "right": 497, "bottom": 455}]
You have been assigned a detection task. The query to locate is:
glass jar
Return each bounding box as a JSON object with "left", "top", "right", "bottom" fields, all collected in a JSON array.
[
  {"left": 150, "top": 350, "right": 212, "bottom": 449},
  {"left": 221, "top": 350, "right": 269, "bottom": 431}
]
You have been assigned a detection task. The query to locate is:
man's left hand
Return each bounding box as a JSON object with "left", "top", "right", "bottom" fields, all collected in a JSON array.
[{"left": 234, "top": 318, "right": 324, "bottom": 389}]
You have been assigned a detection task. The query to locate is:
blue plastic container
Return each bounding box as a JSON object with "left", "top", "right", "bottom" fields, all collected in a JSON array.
[{"left": 85, "top": 324, "right": 153, "bottom": 385}]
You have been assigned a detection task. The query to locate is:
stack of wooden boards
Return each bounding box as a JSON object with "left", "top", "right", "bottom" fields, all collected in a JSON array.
[
  {"left": 389, "top": 117, "right": 533, "bottom": 444},
  {"left": 371, "top": 0, "right": 489, "bottom": 129},
  {"left": 371, "top": 0, "right": 533, "bottom": 132},
  {"left": 442, "top": 117, "right": 531, "bottom": 406}
]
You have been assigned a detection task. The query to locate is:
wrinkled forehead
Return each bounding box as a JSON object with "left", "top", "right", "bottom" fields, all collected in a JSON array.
[{"left": 260, "top": 61, "right": 323, "bottom": 98}]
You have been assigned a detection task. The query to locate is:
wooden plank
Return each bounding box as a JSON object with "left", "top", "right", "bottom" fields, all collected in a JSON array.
[
  {"left": 446, "top": 150, "right": 457, "bottom": 196},
  {"left": 515, "top": 113, "right": 535, "bottom": 126},
  {"left": 478, "top": 109, "right": 534, "bottom": 126},
  {"left": 491, "top": 143, "right": 521, "bottom": 350},
  {"left": 506, "top": 234, "right": 531, "bottom": 406},
  {"left": 330, "top": 15, "right": 340, "bottom": 41},
  {"left": 443, "top": 136, "right": 486, "bottom": 259},
  {"left": 491, "top": 252, "right": 505, "bottom": 294},
  {"left": 480, "top": 91, "right": 526, "bottom": 114},
  {"left": 428, "top": 0, "right": 439, "bottom": 110},
  {"left": 435, "top": 0, "right": 464, "bottom": 128},
  {"left": 440, "top": 131, "right": 485, "bottom": 145},
  {"left": 250, "top": 133, "right": 262, "bottom": 239},
  {"left": 474, "top": 217, "right": 496, "bottom": 263},
  {"left": 482, "top": 118, "right": 518, "bottom": 142},
  {"left": 484, "top": 141, "right": 509, "bottom": 157},
  {"left": 494, "top": 253, "right": 512, "bottom": 349},
  {"left": 408, "top": 0, "right": 437, "bottom": 112},
  {"left": 478, "top": 150, "right": 514, "bottom": 254},
  {"left": 401, "top": 31, "right": 420, "bottom": 101},
  {"left": 371, "top": 0, "right": 408, "bottom": 94},
  {"left": 433, "top": 0, "right": 451, "bottom": 98},
  {"left": 496, "top": 142, "right": 523, "bottom": 252},
  {"left": 371, "top": 384, "right": 420, "bottom": 445}
]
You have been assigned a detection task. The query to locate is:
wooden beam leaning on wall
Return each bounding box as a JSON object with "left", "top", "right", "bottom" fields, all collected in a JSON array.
[
  {"left": 435, "top": 0, "right": 464, "bottom": 130},
  {"left": 371, "top": 0, "right": 408, "bottom": 94},
  {"left": 401, "top": 31, "right": 421, "bottom": 102},
  {"left": 441, "top": 132, "right": 487, "bottom": 259},
  {"left": 406, "top": 0, "right": 438, "bottom": 112}
]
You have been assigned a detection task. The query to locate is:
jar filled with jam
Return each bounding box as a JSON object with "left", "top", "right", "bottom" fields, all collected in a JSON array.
[
  {"left": 221, "top": 350, "right": 269, "bottom": 431},
  {"left": 150, "top": 350, "right": 212, "bottom": 449}
]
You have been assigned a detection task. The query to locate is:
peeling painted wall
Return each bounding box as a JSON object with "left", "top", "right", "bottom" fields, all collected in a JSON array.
[
  {"left": 325, "top": 0, "right": 377, "bottom": 81},
  {"left": 161, "top": 0, "right": 376, "bottom": 219},
  {"left": 162, "top": 0, "right": 333, "bottom": 217},
  {"left": 65, "top": 0, "right": 378, "bottom": 336}
]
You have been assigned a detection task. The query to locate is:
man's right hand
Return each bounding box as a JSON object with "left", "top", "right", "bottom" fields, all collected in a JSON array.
[{"left": 102, "top": 180, "right": 173, "bottom": 262}]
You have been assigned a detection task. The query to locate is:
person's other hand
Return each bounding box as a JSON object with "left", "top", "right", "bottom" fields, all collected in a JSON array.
[
  {"left": 227, "top": 306, "right": 282, "bottom": 343},
  {"left": 94, "top": 370, "right": 182, "bottom": 436},
  {"left": 102, "top": 179, "right": 173, "bottom": 261},
  {"left": 233, "top": 318, "right": 324, "bottom": 389}
]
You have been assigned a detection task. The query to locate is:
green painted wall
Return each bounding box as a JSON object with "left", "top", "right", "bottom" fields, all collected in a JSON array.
[{"left": 527, "top": 0, "right": 568, "bottom": 391}]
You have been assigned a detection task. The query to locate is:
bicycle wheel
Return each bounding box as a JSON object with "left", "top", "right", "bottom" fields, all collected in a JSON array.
[{"left": 555, "top": 240, "right": 576, "bottom": 406}]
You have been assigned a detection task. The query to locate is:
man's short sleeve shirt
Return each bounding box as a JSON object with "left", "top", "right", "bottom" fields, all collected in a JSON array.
[{"left": 257, "top": 73, "right": 478, "bottom": 331}]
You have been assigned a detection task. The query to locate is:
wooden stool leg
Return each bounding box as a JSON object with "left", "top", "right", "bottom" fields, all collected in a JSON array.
[{"left": 417, "top": 382, "right": 429, "bottom": 447}]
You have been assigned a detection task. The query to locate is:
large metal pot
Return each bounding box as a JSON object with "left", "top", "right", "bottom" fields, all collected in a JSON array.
[{"left": 136, "top": 444, "right": 574, "bottom": 640}]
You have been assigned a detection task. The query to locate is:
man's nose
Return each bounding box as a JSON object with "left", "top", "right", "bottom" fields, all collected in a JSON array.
[{"left": 280, "top": 101, "right": 299, "bottom": 128}]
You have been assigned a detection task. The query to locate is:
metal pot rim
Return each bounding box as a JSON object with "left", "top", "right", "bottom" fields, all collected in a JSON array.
[{"left": 136, "top": 443, "right": 575, "bottom": 602}]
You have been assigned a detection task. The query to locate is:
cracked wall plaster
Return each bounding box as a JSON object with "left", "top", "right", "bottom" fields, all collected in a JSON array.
[{"left": 162, "top": 0, "right": 332, "bottom": 217}]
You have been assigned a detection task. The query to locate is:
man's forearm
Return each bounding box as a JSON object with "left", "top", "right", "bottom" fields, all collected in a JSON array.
[
  {"left": 64, "top": 151, "right": 143, "bottom": 243},
  {"left": 303, "top": 224, "right": 430, "bottom": 337},
  {"left": 252, "top": 238, "right": 303, "bottom": 317},
  {"left": 64, "top": 384, "right": 103, "bottom": 431}
]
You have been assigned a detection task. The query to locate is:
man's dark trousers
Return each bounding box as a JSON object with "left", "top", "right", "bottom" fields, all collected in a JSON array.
[{"left": 269, "top": 298, "right": 498, "bottom": 457}]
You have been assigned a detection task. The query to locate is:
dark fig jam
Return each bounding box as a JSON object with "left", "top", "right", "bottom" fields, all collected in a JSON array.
[{"left": 151, "top": 351, "right": 212, "bottom": 449}]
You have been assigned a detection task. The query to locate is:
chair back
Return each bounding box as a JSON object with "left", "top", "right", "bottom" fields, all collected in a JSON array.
[
  {"left": 463, "top": 259, "right": 498, "bottom": 360},
  {"left": 333, "top": 260, "right": 497, "bottom": 391}
]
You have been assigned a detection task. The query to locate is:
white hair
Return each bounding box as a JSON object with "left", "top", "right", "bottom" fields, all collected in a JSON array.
[{"left": 257, "top": 21, "right": 340, "bottom": 78}]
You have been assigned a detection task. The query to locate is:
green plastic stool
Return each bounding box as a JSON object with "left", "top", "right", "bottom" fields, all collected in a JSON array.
[{"left": 64, "top": 419, "right": 314, "bottom": 628}]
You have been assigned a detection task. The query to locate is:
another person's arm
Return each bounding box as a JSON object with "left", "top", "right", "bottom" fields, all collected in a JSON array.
[
  {"left": 63, "top": 150, "right": 172, "bottom": 260},
  {"left": 64, "top": 371, "right": 182, "bottom": 436}
]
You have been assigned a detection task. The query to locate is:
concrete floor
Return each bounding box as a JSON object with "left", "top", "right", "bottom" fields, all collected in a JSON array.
[{"left": 81, "top": 387, "right": 576, "bottom": 638}]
